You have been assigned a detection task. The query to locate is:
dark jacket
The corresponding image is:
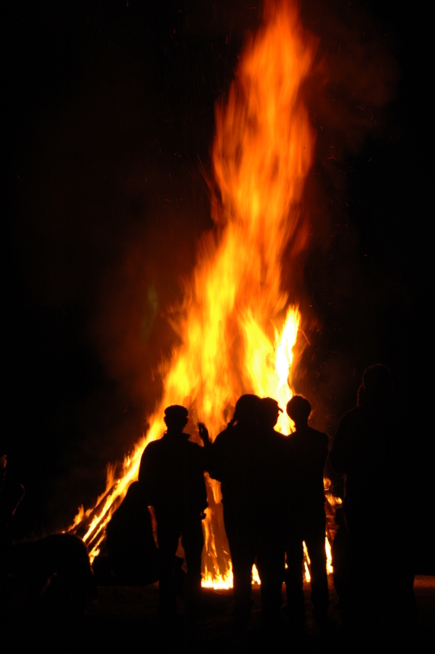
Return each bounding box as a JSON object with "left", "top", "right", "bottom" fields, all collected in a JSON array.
[
  {"left": 286, "top": 426, "right": 328, "bottom": 515},
  {"left": 209, "top": 423, "right": 260, "bottom": 511},
  {"left": 330, "top": 403, "right": 407, "bottom": 524},
  {"left": 139, "top": 431, "right": 207, "bottom": 522},
  {"left": 256, "top": 427, "right": 288, "bottom": 515}
]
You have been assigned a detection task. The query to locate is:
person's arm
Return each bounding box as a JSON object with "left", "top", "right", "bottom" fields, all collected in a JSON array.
[
  {"left": 198, "top": 422, "right": 213, "bottom": 472},
  {"left": 207, "top": 431, "right": 226, "bottom": 481},
  {"left": 198, "top": 423, "right": 211, "bottom": 451}
]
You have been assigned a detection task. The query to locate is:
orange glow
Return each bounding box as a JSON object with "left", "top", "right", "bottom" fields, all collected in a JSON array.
[
  {"left": 70, "top": 0, "right": 320, "bottom": 588},
  {"left": 303, "top": 541, "right": 311, "bottom": 583},
  {"left": 325, "top": 537, "right": 333, "bottom": 575}
]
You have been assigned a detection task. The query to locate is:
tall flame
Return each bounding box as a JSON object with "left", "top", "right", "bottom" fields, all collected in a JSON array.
[{"left": 71, "top": 0, "right": 318, "bottom": 585}]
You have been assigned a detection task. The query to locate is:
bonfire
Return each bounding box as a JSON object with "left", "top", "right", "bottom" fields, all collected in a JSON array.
[{"left": 70, "top": 0, "right": 337, "bottom": 587}]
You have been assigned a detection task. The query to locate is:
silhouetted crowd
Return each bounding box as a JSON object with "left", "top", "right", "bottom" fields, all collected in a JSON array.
[
  {"left": 1, "top": 364, "right": 418, "bottom": 633},
  {"left": 124, "top": 363, "right": 415, "bottom": 630}
]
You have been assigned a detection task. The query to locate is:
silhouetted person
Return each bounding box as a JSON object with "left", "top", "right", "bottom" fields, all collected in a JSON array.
[
  {"left": 139, "top": 405, "right": 207, "bottom": 619},
  {"left": 284, "top": 395, "right": 329, "bottom": 622},
  {"left": 330, "top": 364, "right": 415, "bottom": 627},
  {"left": 331, "top": 506, "right": 350, "bottom": 610},
  {"left": 208, "top": 394, "right": 263, "bottom": 627},
  {"left": 106, "top": 481, "right": 160, "bottom": 584},
  {"left": 255, "top": 397, "right": 287, "bottom": 622}
]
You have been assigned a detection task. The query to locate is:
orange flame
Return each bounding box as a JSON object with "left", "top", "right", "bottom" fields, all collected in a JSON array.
[{"left": 71, "top": 0, "right": 318, "bottom": 585}]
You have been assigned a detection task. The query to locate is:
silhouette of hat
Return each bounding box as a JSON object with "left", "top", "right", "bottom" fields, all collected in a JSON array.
[{"left": 260, "top": 397, "right": 283, "bottom": 413}]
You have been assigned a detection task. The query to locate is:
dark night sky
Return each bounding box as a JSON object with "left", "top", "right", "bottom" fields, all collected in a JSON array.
[{"left": 4, "top": 1, "right": 433, "bottom": 569}]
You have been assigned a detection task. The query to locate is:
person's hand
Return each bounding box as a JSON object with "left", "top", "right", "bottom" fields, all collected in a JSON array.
[{"left": 198, "top": 422, "right": 210, "bottom": 444}]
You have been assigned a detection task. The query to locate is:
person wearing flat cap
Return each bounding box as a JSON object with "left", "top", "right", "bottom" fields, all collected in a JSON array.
[{"left": 139, "top": 405, "right": 207, "bottom": 620}]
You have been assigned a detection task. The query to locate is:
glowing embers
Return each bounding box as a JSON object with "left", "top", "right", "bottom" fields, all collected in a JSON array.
[
  {"left": 202, "top": 562, "right": 261, "bottom": 590},
  {"left": 202, "top": 561, "right": 234, "bottom": 590}
]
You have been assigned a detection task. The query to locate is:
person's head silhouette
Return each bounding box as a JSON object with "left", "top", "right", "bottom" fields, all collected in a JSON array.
[
  {"left": 259, "top": 397, "right": 282, "bottom": 428},
  {"left": 286, "top": 395, "right": 311, "bottom": 429},
  {"left": 164, "top": 405, "right": 189, "bottom": 432},
  {"left": 231, "top": 394, "right": 261, "bottom": 426}
]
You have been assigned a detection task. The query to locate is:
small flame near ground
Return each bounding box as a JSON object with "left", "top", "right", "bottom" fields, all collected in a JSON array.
[{"left": 69, "top": 0, "right": 337, "bottom": 587}]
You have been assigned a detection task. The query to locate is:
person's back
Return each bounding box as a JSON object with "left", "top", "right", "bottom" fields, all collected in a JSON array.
[
  {"left": 330, "top": 401, "right": 405, "bottom": 527},
  {"left": 106, "top": 481, "right": 159, "bottom": 582},
  {"left": 208, "top": 394, "right": 262, "bottom": 626},
  {"left": 139, "top": 423, "right": 207, "bottom": 524},
  {"left": 254, "top": 398, "right": 288, "bottom": 622},
  {"left": 210, "top": 421, "right": 259, "bottom": 513},
  {"left": 330, "top": 365, "right": 415, "bottom": 627},
  {"left": 138, "top": 405, "right": 207, "bottom": 619},
  {"left": 288, "top": 425, "right": 328, "bottom": 516},
  {"left": 284, "top": 395, "right": 329, "bottom": 621},
  {"left": 256, "top": 397, "right": 287, "bottom": 511}
]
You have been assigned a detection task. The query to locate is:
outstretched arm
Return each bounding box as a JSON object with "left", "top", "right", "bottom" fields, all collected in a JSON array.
[
  {"left": 198, "top": 422, "right": 211, "bottom": 447},
  {"left": 198, "top": 422, "right": 213, "bottom": 473}
]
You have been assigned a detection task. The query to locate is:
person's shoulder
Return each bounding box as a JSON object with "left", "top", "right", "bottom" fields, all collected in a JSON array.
[
  {"left": 142, "top": 438, "right": 163, "bottom": 457},
  {"left": 185, "top": 439, "right": 203, "bottom": 452},
  {"left": 214, "top": 427, "right": 232, "bottom": 443},
  {"left": 146, "top": 439, "right": 161, "bottom": 450},
  {"left": 288, "top": 429, "right": 301, "bottom": 443},
  {"left": 308, "top": 427, "right": 328, "bottom": 443},
  {"left": 338, "top": 405, "right": 365, "bottom": 427},
  {"left": 268, "top": 430, "right": 288, "bottom": 451}
]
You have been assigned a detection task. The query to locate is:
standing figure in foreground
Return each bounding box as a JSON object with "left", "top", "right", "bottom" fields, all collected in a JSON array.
[
  {"left": 139, "top": 405, "right": 207, "bottom": 620},
  {"left": 284, "top": 395, "right": 329, "bottom": 622},
  {"left": 208, "top": 394, "right": 263, "bottom": 628},
  {"left": 255, "top": 397, "right": 288, "bottom": 622},
  {"left": 330, "top": 364, "right": 415, "bottom": 627}
]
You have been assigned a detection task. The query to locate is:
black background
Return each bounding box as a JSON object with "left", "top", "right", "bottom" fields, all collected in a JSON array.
[{"left": 4, "top": 1, "right": 433, "bottom": 570}]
